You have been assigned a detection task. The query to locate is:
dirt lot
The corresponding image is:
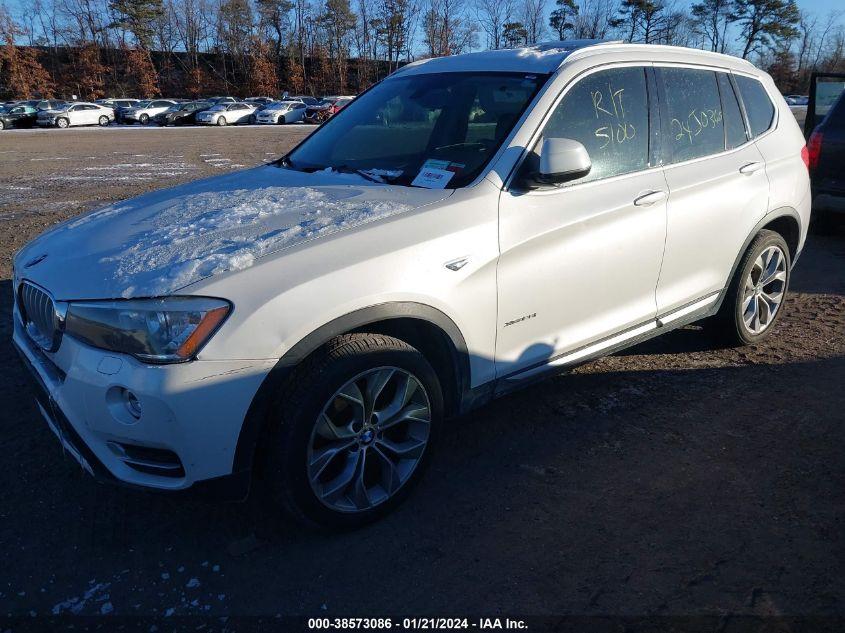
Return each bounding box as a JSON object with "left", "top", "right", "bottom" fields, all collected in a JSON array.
[{"left": 0, "top": 125, "right": 843, "bottom": 625}]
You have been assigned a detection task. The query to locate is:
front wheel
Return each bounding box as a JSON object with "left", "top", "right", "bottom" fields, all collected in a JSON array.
[
  {"left": 217, "top": 116, "right": 227, "bottom": 126},
  {"left": 98, "top": 115, "right": 109, "bottom": 126},
  {"left": 277, "top": 115, "right": 286, "bottom": 125},
  {"left": 713, "top": 229, "right": 790, "bottom": 346},
  {"left": 56, "top": 117, "right": 69, "bottom": 128},
  {"left": 0, "top": 120, "right": 5, "bottom": 130},
  {"left": 139, "top": 113, "right": 149, "bottom": 124},
  {"left": 260, "top": 333, "right": 442, "bottom": 529}
]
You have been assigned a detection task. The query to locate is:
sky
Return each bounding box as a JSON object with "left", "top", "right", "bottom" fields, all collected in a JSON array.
[{"left": 5, "top": 0, "right": 844, "bottom": 41}]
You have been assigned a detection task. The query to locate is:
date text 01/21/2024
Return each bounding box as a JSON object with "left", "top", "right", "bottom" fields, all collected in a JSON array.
[{"left": 307, "top": 617, "right": 529, "bottom": 630}]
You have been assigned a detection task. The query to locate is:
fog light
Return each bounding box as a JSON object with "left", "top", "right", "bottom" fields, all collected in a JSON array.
[{"left": 123, "top": 390, "right": 142, "bottom": 419}]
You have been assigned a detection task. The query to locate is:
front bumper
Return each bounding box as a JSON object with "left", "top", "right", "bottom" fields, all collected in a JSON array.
[{"left": 13, "top": 300, "right": 275, "bottom": 494}]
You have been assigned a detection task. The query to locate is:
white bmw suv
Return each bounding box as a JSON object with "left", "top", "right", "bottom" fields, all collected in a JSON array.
[{"left": 13, "top": 41, "right": 810, "bottom": 528}]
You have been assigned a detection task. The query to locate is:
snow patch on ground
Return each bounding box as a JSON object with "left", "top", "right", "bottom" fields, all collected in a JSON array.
[
  {"left": 100, "top": 184, "right": 413, "bottom": 297},
  {"left": 51, "top": 581, "right": 111, "bottom": 615}
]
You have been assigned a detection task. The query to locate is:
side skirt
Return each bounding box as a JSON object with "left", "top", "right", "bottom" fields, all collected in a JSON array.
[{"left": 458, "top": 292, "right": 721, "bottom": 412}]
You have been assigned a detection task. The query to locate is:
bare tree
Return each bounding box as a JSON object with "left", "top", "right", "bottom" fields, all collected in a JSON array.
[
  {"left": 521, "top": 0, "right": 545, "bottom": 44},
  {"left": 475, "top": 0, "right": 512, "bottom": 49}
]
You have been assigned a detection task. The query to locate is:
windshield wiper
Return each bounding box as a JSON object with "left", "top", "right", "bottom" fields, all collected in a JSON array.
[{"left": 332, "top": 165, "right": 385, "bottom": 183}]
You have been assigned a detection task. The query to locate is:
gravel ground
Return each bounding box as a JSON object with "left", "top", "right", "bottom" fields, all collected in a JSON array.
[{"left": 0, "top": 125, "right": 843, "bottom": 625}]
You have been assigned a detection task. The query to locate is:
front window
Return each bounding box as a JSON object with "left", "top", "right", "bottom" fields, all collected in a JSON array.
[{"left": 285, "top": 72, "right": 546, "bottom": 188}]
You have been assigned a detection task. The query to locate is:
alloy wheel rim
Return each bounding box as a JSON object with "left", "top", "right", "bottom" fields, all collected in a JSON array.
[
  {"left": 306, "top": 366, "right": 431, "bottom": 513},
  {"left": 742, "top": 245, "right": 787, "bottom": 335}
]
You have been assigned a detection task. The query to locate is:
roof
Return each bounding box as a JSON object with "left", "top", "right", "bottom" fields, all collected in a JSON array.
[
  {"left": 395, "top": 40, "right": 613, "bottom": 76},
  {"left": 393, "top": 40, "right": 756, "bottom": 77}
]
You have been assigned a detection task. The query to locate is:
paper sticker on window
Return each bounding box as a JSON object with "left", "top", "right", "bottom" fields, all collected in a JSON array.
[
  {"left": 421, "top": 159, "right": 451, "bottom": 170},
  {"left": 412, "top": 167, "right": 454, "bottom": 189}
]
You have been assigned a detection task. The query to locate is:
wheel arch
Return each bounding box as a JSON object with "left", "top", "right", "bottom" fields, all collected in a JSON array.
[
  {"left": 711, "top": 207, "right": 802, "bottom": 315},
  {"left": 231, "top": 302, "right": 471, "bottom": 476}
]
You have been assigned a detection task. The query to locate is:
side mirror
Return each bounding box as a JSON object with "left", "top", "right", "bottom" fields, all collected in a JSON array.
[{"left": 537, "top": 137, "right": 591, "bottom": 184}]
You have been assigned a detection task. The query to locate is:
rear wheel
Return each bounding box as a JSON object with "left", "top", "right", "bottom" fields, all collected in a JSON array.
[
  {"left": 139, "top": 113, "right": 149, "bottom": 124},
  {"left": 98, "top": 115, "right": 109, "bottom": 126},
  {"left": 712, "top": 229, "right": 790, "bottom": 346},
  {"left": 217, "top": 116, "right": 227, "bottom": 126},
  {"left": 0, "top": 120, "right": 5, "bottom": 130},
  {"left": 260, "top": 333, "right": 442, "bottom": 529},
  {"left": 56, "top": 117, "right": 69, "bottom": 128}
]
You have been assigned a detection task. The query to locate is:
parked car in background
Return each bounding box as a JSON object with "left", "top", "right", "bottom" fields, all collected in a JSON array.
[
  {"left": 96, "top": 98, "right": 140, "bottom": 111},
  {"left": 155, "top": 101, "right": 212, "bottom": 126},
  {"left": 122, "top": 99, "right": 178, "bottom": 124},
  {"left": 195, "top": 102, "right": 255, "bottom": 126},
  {"left": 303, "top": 96, "right": 354, "bottom": 124},
  {"left": 16, "top": 99, "right": 68, "bottom": 111},
  {"left": 245, "top": 97, "right": 274, "bottom": 106},
  {"left": 11, "top": 41, "right": 810, "bottom": 529},
  {"left": 254, "top": 100, "right": 307, "bottom": 124},
  {"left": 805, "top": 72, "right": 845, "bottom": 232},
  {"left": 207, "top": 96, "right": 237, "bottom": 105},
  {"left": 0, "top": 104, "right": 38, "bottom": 130},
  {"left": 36, "top": 102, "right": 115, "bottom": 128},
  {"left": 785, "top": 95, "right": 809, "bottom": 106},
  {"left": 288, "top": 95, "right": 319, "bottom": 106}
]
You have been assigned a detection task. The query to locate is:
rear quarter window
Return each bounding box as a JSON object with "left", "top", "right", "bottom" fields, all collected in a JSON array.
[{"left": 735, "top": 75, "right": 776, "bottom": 137}]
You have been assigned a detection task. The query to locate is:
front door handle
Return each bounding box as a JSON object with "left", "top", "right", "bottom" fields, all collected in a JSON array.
[
  {"left": 739, "top": 161, "right": 764, "bottom": 175},
  {"left": 633, "top": 190, "right": 667, "bottom": 207}
]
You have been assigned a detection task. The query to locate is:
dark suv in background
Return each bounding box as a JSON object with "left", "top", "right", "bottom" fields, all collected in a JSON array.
[{"left": 804, "top": 72, "right": 845, "bottom": 232}]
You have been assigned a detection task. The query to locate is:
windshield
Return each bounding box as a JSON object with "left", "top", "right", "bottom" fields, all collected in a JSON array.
[
  {"left": 209, "top": 105, "right": 226, "bottom": 111},
  {"left": 135, "top": 101, "right": 152, "bottom": 108},
  {"left": 285, "top": 72, "right": 544, "bottom": 188}
]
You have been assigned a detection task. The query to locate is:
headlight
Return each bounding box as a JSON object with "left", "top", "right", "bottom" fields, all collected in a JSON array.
[{"left": 64, "top": 297, "right": 230, "bottom": 363}]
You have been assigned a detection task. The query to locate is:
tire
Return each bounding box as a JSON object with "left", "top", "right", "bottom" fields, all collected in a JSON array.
[
  {"left": 56, "top": 117, "right": 69, "bottom": 128},
  {"left": 139, "top": 113, "right": 149, "bottom": 124},
  {"left": 712, "top": 229, "right": 791, "bottom": 346},
  {"left": 98, "top": 115, "right": 109, "bottom": 126},
  {"left": 0, "top": 120, "right": 5, "bottom": 130},
  {"left": 260, "top": 333, "right": 443, "bottom": 530},
  {"left": 277, "top": 116, "right": 286, "bottom": 125},
  {"left": 217, "top": 116, "right": 227, "bottom": 126},
  {"left": 249, "top": 114, "right": 256, "bottom": 124}
]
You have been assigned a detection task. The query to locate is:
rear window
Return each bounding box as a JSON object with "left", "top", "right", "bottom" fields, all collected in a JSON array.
[
  {"left": 824, "top": 91, "right": 845, "bottom": 130},
  {"left": 735, "top": 75, "right": 775, "bottom": 137},
  {"left": 659, "top": 68, "right": 726, "bottom": 163}
]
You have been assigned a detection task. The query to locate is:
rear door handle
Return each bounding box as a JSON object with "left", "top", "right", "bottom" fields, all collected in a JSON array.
[
  {"left": 739, "top": 161, "right": 764, "bottom": 175},
  {"left": 633, "top": 190, "right": 667, "bottom": 206}
]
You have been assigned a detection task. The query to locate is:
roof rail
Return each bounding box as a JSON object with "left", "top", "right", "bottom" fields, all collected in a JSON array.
[{"left": 532, "top": 39, "right": 624, "bottom": 52}]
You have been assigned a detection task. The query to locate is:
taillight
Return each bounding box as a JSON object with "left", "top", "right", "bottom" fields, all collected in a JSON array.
[
  {"left": 800, "top": 145, "right": 809, "bottom": 169},
  {"left": 807, "top": 130, "right": 823, "bottom": 171}
]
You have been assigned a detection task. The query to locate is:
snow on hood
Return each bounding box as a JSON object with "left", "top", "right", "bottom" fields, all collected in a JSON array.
[{"left": 15, "top": 166, "right": 451, "bottom": 300}]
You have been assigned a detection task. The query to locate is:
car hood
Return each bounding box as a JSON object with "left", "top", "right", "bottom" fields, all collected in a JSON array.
[{"left": 15, "top": 166, "right": 453, "bottom": 300}]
